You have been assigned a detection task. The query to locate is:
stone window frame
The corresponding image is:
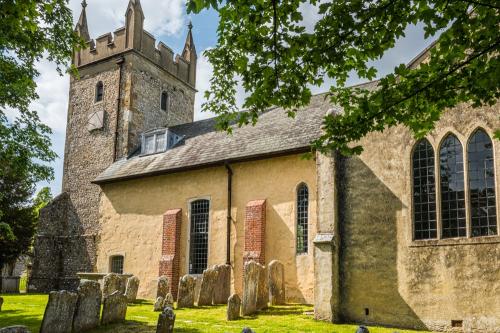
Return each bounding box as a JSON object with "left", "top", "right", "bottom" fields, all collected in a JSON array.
[
  {"left": 95, "top": 81, "right": 104, "bottom": 103},
  {"left": 160, "top": 90, "right": 169, "bottom": 112},
  {"left": 109, "top": 254, "right": 125, "bottom": 274},
  {"left": 186, "top": 196, "right": 212, "bottom": 276},
  {"left": 410, "top": 126, "right": 500, "bottom": 247},
  {"left": 295, "top": 182, "right": 310, "bottom": 255}
]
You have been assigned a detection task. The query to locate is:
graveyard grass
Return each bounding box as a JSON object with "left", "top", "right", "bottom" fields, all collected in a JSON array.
[{"left": 0, "top": 294, "right": 430, "bottom": 333}]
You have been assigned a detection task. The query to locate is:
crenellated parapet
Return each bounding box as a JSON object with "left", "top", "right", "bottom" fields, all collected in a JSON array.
[{"left": 73, "top": 0, "right": 196, "bottom": 88}]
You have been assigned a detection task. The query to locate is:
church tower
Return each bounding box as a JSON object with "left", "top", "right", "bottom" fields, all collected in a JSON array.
[{"left": 30, "top": 0, "right": 197, "bottom": 291}]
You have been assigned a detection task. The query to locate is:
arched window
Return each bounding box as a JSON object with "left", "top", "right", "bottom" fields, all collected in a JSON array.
[
  {"left": 468, "top": 129, "right": 497, "bottom": 236},
  {"left": 296, "top": 183, "right": 309, "bottom": 254},
  {"left": 161, "top": 91, "right": 168, "bottom": 111},
  {"left": 95, "top": 81, "right": 104, "bottom": 102},
  {"left": 440, "top": 134, "right": 466, "bottom": 238},
  {"left": 412, "top": 139, "right": 437, "bottom": 240},
  {"left": 189, "top": 199, "right": 210, "bottom": 274},
  {"left": 110, "top": 255, "right": 124, "bottom": 274}
]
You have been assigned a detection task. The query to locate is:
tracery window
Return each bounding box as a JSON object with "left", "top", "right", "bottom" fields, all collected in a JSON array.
[
  {"left": 161, "top": 91, "right": 168, "bottom": 111},
  {"left": 95, "top": 81, "right": 104, "bottom": 102},
  {"left": 189, "top": 199, "right": 209, "bottom": 274},
  {"left": 440, "top": 134, "right": 467, "bottom": 238},
  {"left": 412, "top": 139, "right": 437, "bottom": 240},
  {"left": 296, "top": 183, "right": 309, "bottom": 254},
  {"left": 468, "top": 129, "right": 497, "bottom": 236},
  {"left": 110, "top": 255, "right": 123, "bottom": 274}
]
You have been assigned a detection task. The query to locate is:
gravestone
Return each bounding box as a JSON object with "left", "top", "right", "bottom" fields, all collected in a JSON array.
[
  {"left": 125, "top": 276, "right": 140, "bottom": 302},
  {"left": 0, "top": 296, "right": 3, "bottom": 311},
  {"left": 257, "top": 263, "right": 268, "bottom": 310},
  {"left": 101, "top": 290, "right": 127, "bottom": 325},
  {"left": 73, "top": 280, "right": 101, "bottom": 332},
  {"left": 356, "top": 326, "right": 369, "bottom": 333},
  {"left": 154, "top": 296, "right": 165, "bottom": 312},
  {"left": 0, "top": 326, "right": 31, "bottom": 333},
  {"left": 213, "top": 264, "right": 231, "bottom": 304},
  {"left": 227, "top": 294, "right": 241, "bottom": 321},
  {"left": 177, "top": 275, "right": 195, "bottom": 308},
  {"left": 241, "top": 328, "right": 255, "bottom": 333},
  {"left": 242, "top": 260, "right": 264, "bottom": 315},
  {"left": 197, "top": 267, "right": 218, "bottom": 306},
  {"left": 102, "top": 273, "right": 123, "bottom": 299},
  {"left": 164, "top": 293, "right": 174, "bottom": 307},
  {"left": 157, "top": 275, "right": 169, "bottom": 299},
  {"left": 40, "top": 290, "right": 78, "bottom": 333},
  {"left": 156, "top": 306, "right": 176, "bottom": 333},
  {"left": 268, "top": 260, "right": 285, "bottom": 305}
]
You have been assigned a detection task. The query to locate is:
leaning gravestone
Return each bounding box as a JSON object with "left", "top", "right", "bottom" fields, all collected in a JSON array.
[
  {"left": 0, "top": 326, "right": 31, "bottom": 333},
  {"left": 40, "top": 290, "right": 78, "bottom": 333},
  {"left": 177, "top": 275, "right": 195, "bottom": 308},
  {"left": 101, "top": 290, "right": 127, "bottom": 325},
  {"left": 164, "top": 293, "right": 174, "bottom": 307},
  {"left": 213, "top": 264, "right": 231, "bottom": 304},
  {"left": 153, "top": 296, "right": 165, "bottom": 312},
  {"left": 102, "top": 273, "right": 123, "bottom": 299},
  {"left": 268, "top": 260, "right": 285, "bottom": 305},
  {"left": 157, "top": 275, "right": 169, "bottom": 299},
  {"left": 0, "top": 296, "right": 3, "bottom": 311},
  {"left": 125, "top": 276, "right": 140, "bottom": 302},
  {"left": 197, "top": 267, "right": 218, "bottom": 306},
  {"left": 242, "top": 260, "right": 263, "bottom": 315},
  {"left": 156, "top": 306, "right": 176, "bottom": 333},
  {"left": 227, "top": 293, "right": 241, "bottom": 321},
  {"left": 73, "top": 280, "right": 101, "bottom": 332}
]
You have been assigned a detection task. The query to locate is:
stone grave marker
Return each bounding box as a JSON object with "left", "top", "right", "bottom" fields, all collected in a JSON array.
[
  {"left": 40, "top": 290, "right": 78, "bottom": 333},
  {"left": 125, "top": 276, "right": 140, "bottom": 302},
  {"left": 268, "top": 260, "right": 285, "bottom": 305},
  {"left": 197, "top": 267, "right": 218, "bottom": 306},
  {"left": 101, "top": 290, "right": 127, "bottom": 325},
  {"left": 73, "top": 280, "right": 101, "bottom": 332},
  {"left": 227, "top": 294, "right": 241, "bottom": 321},
  {"left": 156, "top": 306, "right": 176, "bottom": 333},
  {"left": 176, "top": 275, "right": 195, "bottom": 308},
  {"left": 213, "top": 264, "right": 231, "bottom": 304}
]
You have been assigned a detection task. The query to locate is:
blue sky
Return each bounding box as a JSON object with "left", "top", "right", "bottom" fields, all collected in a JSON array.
[{"left": 31, "top": 0, "right": 436, "bottom": 196}]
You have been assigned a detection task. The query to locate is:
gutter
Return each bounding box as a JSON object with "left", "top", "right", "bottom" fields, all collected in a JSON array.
[{"left": 225, "top": 162, "right": 233, "bottom": 266}]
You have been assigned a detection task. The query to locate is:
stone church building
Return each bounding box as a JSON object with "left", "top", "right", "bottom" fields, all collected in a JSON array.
[{"left": 30, "top": 1, "right": 499, "bottom": 332}]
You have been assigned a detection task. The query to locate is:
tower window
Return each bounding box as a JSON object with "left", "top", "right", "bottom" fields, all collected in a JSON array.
[
  {"left": 161, "top": 91, "right": 168, "bottom": 111},
  {"left": 110, "top": 255, "right": 124, "bottom": 274},
  {"left": 189, "top": 199, "right": 210, "bottom": 274},
  {"left": 296, "top": 183, "right": 309, "bottom": 254},
  {"left": 95, "top": 81, "right": 104, "bottom": 102}
]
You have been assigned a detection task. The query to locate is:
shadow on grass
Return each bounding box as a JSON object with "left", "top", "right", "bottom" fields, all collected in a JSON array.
[
  {"left": 128, "top": 299, "right": 152, "bottom": 306},
  {"left": 0, "top": 310, "right": 42, "bottom": 332},
  {"left": 91, "top": 320, "right": 201, "bottom": 333}
]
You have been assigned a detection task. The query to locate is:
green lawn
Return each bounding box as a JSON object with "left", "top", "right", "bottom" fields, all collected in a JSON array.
[{"left": 0, "top": 294, "right": 429, "bottom": 333}]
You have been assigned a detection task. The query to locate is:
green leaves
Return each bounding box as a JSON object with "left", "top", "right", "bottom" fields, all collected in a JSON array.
[{"left": 191, "top": 0, "right": 499, "bottom": 155}]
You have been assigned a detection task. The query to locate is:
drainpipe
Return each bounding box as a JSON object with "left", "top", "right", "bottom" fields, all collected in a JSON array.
[
  {"left": 113, "top": 56, "right": 125, "bottom": 162},
  {"left": 225, "top": 163, "right": 233, "bottom": 266}
]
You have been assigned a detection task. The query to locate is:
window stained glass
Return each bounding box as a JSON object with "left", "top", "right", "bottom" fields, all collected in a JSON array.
[
  {"left": 468, "top": 129, "right": 497, "bottom": 236},
  {"left": 412, "top": 139, "right": 437, "bottom": 240},
  {"left": 189, "top": 199, "right": 210, "bottom": 274},
  {"left": 297, "top": 184, "right": 309, "bottom": 254},
  {"left": 440, "top": 134, "right": 466, "bottom": 238}
]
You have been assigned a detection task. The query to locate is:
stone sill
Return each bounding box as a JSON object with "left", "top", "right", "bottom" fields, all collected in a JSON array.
[{"left": 409, "top": 235, "right": 500, "bottom": 248}]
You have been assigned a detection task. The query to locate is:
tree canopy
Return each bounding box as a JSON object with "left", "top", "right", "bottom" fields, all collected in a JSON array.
[{"left": 188, "top": 0, "right": 500, "bottom": 155}]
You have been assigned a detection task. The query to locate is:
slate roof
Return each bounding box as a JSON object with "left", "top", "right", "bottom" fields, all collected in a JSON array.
[{"left": 94, "top": 92, "right": 340, "bottom": 184}]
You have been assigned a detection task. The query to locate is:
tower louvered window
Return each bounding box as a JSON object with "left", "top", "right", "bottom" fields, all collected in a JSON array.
[
  {"left": 296, "top": 183, "right": 309, "bottom": 254},
  {"left": 189, "top": 199, "right": 210, "bottom": 274},
  {"left": 412, "top": 139, "right": 437, "bottom": 240},
  {"left": 468, "top": 129, "right": 497, "bottom": 236},
  {"left": 440, "top": 134, "right": 466, "bottom": 238},
  {"left": 161, "top": 91, "right": 168, "bottom": 111}
]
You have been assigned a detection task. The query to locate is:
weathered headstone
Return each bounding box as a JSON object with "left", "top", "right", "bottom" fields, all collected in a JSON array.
[
  {"left": 356, "top": 326, "right": 369, "bottom": 333},
  {"left": 227, "top": 294, "right": 241, "bottom": 321},
  {"left": 268, "top": 260, "right": 285, "bottom": 305},
  {"left": 242, "top": 260, "right": 263, "bottom": 315},
  {"left": 0, "top": 296, "right": 3, "bottom": 311},
  {"left": 154, "top": 296, "right": 165, "bottom": 312},
  {"left": 197, "top": 267, "right": 218, "bottom": 306},
  {"left": 241, "top": 328, "right": 255, "bottom": 333},
  {"left": 176, "top": 275, "right": 195, "bottom": 308},
  {"left": 73, "top": 280, "right": 101, "bottom": 332},
  {"left": 40, "top": 290, "right": 78, "bottom": 333},
  {"left": 256, "top": 263, "right": 268, "bottom": 310},
  {"left": 156, "top": 306, "right": 176, "bottom": 333},
  {"left": 213, "top": 264, "right": 231, "bottom": 304},
  {"left": 102, "top": 273, "right": 123, "bottom": 299},
  {"left": 125, "top": 276, "right": 140, "bottom": 302},
  {"left": 164, "top": 293, "right": 174, "bottom": 307},
  {"left": 0, "top": 326, "right": 31, "bottom": 333},
  {"left": 157, "top": 275, "right": 169, "bottom": 299},
  {"left": 101, "top": 290, "right": 127, "bottom": 325}
]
